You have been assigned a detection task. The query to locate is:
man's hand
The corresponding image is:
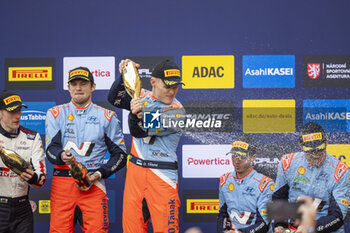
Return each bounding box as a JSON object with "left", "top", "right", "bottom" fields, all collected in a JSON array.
[
  {"left": 119, "top": 59, "right": 140, "bottom": 74},
  {"left": 130, "top": 98, "right": 143, "bottom": 119},
  {"left": 19, "top": 168, "right": 34, "bottom": 182},
  {"left": 295, "top": 196, "right": 316, "bottom": 233},
  {"left": 88, "top": 172, "right": 101, "bottom": 183},
  {"left": 75, "top": 172, "right": 101, "bottom": 192},
  {"left": 274, "top": 226, "right": 284, "bottom": 233},
  {"left": 61, "top": 150, "right": 76, "bottom": 165}
]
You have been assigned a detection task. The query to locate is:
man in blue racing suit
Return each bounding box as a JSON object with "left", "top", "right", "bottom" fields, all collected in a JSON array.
[
  {"left": 108, "top": 59, "right": 185, "bottom": 233},
  {"left": 218, "top": 135, "right": 274, "bottom": 233},
  {"left": 272, "top": 122, "right": 350, "bottom": 233},
  {"left": 45, "top": 67, "right": 127, "bottom": 233}
]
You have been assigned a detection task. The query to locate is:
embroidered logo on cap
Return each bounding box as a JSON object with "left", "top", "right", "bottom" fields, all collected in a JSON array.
[
  {"left": 232, "top": 141, "right": 249, "bottom": 150},
  {"left": 70, "top": 70, "right": 89, "bottom": 78},
  {"left": 4, "top": 95, "right": 21, "bottom": 105},
  {"left": 302, "top": 133, "right": 322, "bottom": 143},
  {"left": 164, "top": 69, "right": 180, "bottom": 77}
]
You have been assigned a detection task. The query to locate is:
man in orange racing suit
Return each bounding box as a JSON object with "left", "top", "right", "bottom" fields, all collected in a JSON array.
[
  {"left": 46, "top": 67, "right": 127, "bottom": 233},
  {"left": 108, "top": 59, "right": 185, "bottom": 233}
]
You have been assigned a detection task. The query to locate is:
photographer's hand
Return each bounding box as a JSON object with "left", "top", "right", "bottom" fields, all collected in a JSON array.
[{"left": 295, "top": 196, "right": 316, "bottom": 233}]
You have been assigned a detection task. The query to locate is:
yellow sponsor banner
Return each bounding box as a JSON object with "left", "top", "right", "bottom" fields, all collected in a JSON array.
[
  {"left": 8, "top": 67, "right": 52, "bottom": 81},
  {"left": 327, "top": 144, "right": 350, "bottom": 166},
  {"left": 186, "top": 199, "right": 219, "bottom": 214},
  {"left": 39, "top": 200, "right": 51, "bottom": 214},
  {"left": 182, "top": 55, "right": 234, "bottom": 89},
  {"left": 243, "top": 100, "right": 295, "bottom": 133}
]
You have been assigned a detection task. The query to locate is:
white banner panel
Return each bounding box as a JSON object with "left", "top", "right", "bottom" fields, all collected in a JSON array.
[
  {"left": 182, "top": 144, "right": 233, "bottom": 178},
  {"left": 63, "top": 56, "right": 115, "bottom": 90}
]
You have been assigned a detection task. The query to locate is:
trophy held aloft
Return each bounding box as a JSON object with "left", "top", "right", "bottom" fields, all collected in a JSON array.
[{"left": 122, "top": 61, "right": 142, "bottom": 99}]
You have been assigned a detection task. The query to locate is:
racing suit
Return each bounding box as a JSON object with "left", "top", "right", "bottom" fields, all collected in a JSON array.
[
  {"left": 0, "top": 124, "right": 46, "bottom": 233},
  {"left": 272, "top": 152, "right": 350, "bottom": 233},
  {"left": 108, "top": 78, "right": 184, "bottom": 233},
  {"left": 45, "top": 101, "right": 127, "bottom": 233},
  {"left": 217, "top": 169, "right": 274, "bottom": 233}
]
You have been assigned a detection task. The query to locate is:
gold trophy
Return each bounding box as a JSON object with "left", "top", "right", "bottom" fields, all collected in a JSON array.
[
  {"left": 70, "top": 161, "right": 92, "bottom": 189},
  {"left": 0, "top": 148, "right": 33, "bottom": 176},
  {"left": 122, "top": 61, "right": 142, "bottom": 99},
  {"left": 66, "top": 154, "right": 92, "bottom": 189}
]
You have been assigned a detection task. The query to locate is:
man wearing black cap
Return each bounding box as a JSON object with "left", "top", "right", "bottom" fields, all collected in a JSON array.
[
  {"left": 108, "top": 59, "right": 185, "bottom": 233},
  {"left": 0, "top": 91, "right": 46, "bottom": 233},
  {"left": 273, "top": 122, "right": 350, "bottom": 233},
  {"left": 217, "top": 135, "right": 274, "bottom": 233},
  {"left": 45, "top": 67, "right": 127, "bottom": 232}
]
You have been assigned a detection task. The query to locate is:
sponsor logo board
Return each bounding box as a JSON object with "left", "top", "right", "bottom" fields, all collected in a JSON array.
[
  {"left": 254, "top": 144, "right": 295, "bottom": 179},
  {"left": 21, "top": 102, "right": 56, "bottom": 135},
  {"left": 63, "top": 57, "right": 115, "bottom": 90},
  {"left": 327, "top": 144, "right": 350, "bottom": 166},
  {"left": 186, "top": 199, "right": 219, "bottom": 213},
  {"left": 303, "top": 99, "right": 350, "bottom": 132},
  {"left": 182, "top": 100, "right": 235, "bottom": 132},
  {"left": 182, "top": 55, "right": 234, "bottom": 89},
  {"left": 183, "top": 190, "right": 218, "bottom": 222},
  {"left": 243, "top": 99, "right": 295, "bottom": 133},
  {"left": 303, "top": 55, "right": 350, "bottom": 87},
  {"left": 29, "top": 190, "right": 51, "bottom": 222},
  {"left": 5, "top": 58, "right": 56, "bottom": 90},
  {"left": 243, "top": 55, "right": 295, "bottom": 88},
  {"left": 8, "top": 67, "right": 52, "bottom": 81},
  {"left": 182, "top": 145, "right": 232, "bottom": 178}
]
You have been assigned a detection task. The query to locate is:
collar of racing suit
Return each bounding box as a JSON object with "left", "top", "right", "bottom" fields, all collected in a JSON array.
[
  {"left": 70, "top": 101, "right": 92, "bottom": 115},
  {"left": 0, "top": 123, "right": 19, "bottom": 138}
]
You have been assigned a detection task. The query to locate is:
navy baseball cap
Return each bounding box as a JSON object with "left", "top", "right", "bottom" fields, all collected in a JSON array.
[
  {"left": 299, "top": 122, "right": 327, "bottom": 152},
  {"left": 68, "top": 67, "right": 94, "bottom": 83},
  {"left": 0, "top": 91, "right": 27, "bottom": 112},
  {"left": 227, "top": 135, "right": 257, "bottom": 158},
  {"left": 151, "top": 60, "right": 184, "bottom": 87}
]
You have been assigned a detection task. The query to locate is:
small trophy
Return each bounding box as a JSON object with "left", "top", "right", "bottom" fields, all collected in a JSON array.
[
  {"left": 122, "top": 61, "right": 142, "bottom": 99},
  {"left": 0, "top": 148, "right": 33, "bottom": 176},
  {"left": 70, "top": 161, "right": 92, "bottom": 189}
]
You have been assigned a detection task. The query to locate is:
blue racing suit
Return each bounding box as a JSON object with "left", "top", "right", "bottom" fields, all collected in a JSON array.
[
  {"left": 45, "top": 101, "right": 127, "bottom": 232},
  {"left": 272, "top": 152, "right": 350, "bottom": 233},
  {"left": 108, "top": 76, "right": 184, "bottom": 233},
  {"left": 218, "top": 169, "right": 274, "bottom": 233},
  {"left": 45, "top": 101, "right": 127, "bottom": 177}
]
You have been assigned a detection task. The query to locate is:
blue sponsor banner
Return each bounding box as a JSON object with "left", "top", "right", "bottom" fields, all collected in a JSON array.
[
  {"left": 303, "top": 100, "right": 350, "bottom": 132},
  {"left": 243, "top": 55, "right": 295, "bottom": 88},
  {"left": 21, "top": 102, "right": 56, "bottom": 135}
]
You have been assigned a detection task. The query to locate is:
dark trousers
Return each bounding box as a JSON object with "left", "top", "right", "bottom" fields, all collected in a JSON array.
[{"left": 0, "top": 196, "right": 33, "bottom": 233}]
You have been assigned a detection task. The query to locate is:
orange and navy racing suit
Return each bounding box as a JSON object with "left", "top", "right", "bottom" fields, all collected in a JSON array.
[
  {"left": 108, "top": 78, "right": 184, "bottom": 233},
  {"left": 45, "top": 101, "right": 126, "bottom": 233}
]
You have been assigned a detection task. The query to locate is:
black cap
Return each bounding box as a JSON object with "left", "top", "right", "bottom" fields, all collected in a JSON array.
[
  {"left": 227, "top": 135, "right": 257, "bottom": 157},
  {"left": 0, "top": 91, "right": 27, "bottom": 112},
  {"left": 299, "top": 122, "right": 327, "bottom": 152},
  {"left": 151, "top": 60, "right": 184, "bottom": 87},
  {"left": 68, "top": 67, "right": 94, "bottom": 83}
]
